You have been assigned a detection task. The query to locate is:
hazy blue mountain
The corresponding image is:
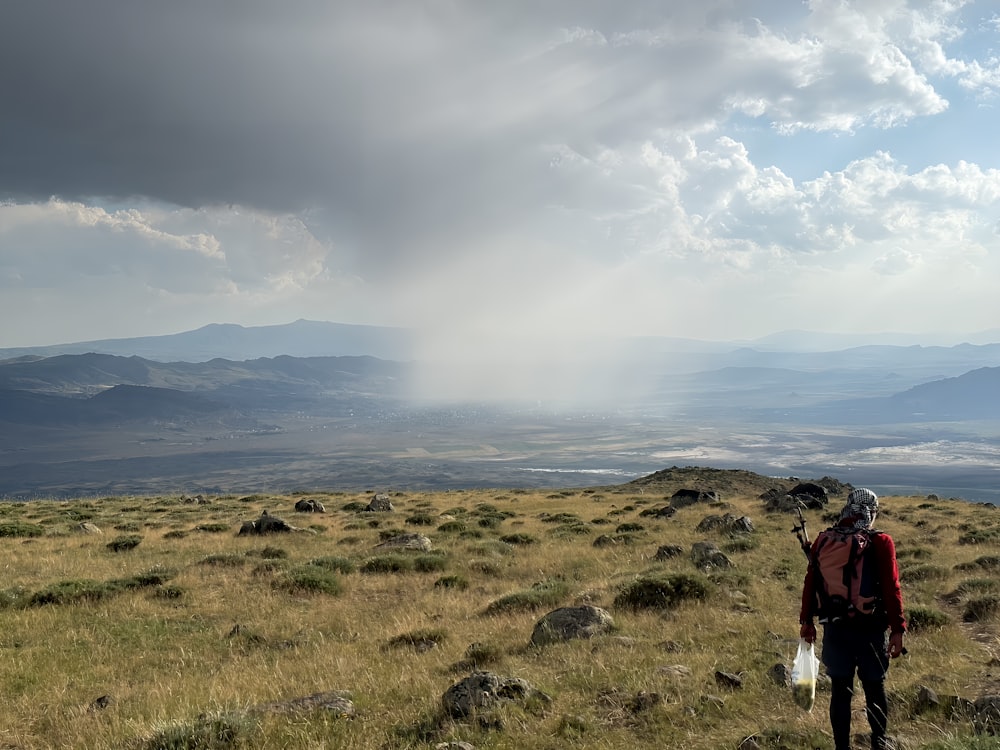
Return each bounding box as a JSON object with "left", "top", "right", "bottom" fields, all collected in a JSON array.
[
  {"left": 886, "top": 366, "right": 1000, "bottom": 419},
  {"left": 0, "top": 352, "right": 407, "bottom": 397},
  {"left": 0, "top": 319, "right": 416, "bottom": 363},
  {"left": 3, "top": 321, "right": 999, "bottom": 381}
]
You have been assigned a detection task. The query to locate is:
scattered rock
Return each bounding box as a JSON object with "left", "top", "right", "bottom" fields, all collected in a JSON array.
[
  {"left": 638, "top": 505, "right": 677, "bottom": 520},
  {"left": 374, "top": 533, "right": 432, "bottom": 552},
  {"left": 912, "top": 685, "right": 940, "bottom": 715},
  {"left": 530, "top": 605, "right": 614, "bottom": 646},
  {"left": 715, "top": 670, "right": 744, "bottom": 689},
  {"left": 780, "top": 482, "right": 830, "bottom": 510},
  {"left": 89, "top": 694, "right": 114, "bottom": 711},
  {"left": 654, "top": 544, "right": 684, "bottom": 561},
  {"left": 761, "top": 493, "right": 806, "bottom": 513},
  {"left": 366, "top": 493, "right": 395, "bottom": 512},
  {"left": 767, "top": 663, "right": 791, "bottom": 687},
  {"left": 592, "top": 533, "right": 640, "bottom": 548},
  {"left": 657, "top": 664, "right": 692, "bottom": 678},
  {"left": 441, "top": 672, "right": 550, "bottom": 719},
  {"left": 78, "top": 522, "right": 102, "bottom": 535},
  {"left": 238, "top": 511, "right": 298, "bottom": 536},
  {"left": 972, "top": 695, "right": 1000, "bottom": 734},
  {"left": 669, "top": 489, "right": 721, "bottom": 509},
  {"left": 696, "top": 513, "right": 754, "bottom": 534},
  {"left": 691, "top": 540, "right": 733, "bottom": 569},
  {"left": 294, "top": 498, "right": 326, "bottom": 513},
  {"left": 596, "top": 687, "right": 662, "bottom": 714},
  {"left": 251, "top": 691, "right": 355, "bottom": 718}
]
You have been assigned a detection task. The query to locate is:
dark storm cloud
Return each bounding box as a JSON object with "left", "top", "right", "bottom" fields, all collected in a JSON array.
[{"left": 0, "top": 1, "right": 765, "bottom": 276}]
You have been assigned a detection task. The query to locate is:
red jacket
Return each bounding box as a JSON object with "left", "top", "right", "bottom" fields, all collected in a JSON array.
[{"left": 800, "top": 524, "right": 906, "bottom": 634}]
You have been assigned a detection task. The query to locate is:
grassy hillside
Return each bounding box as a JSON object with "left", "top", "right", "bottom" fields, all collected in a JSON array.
[{"left": 0, "top": 468, "right": 998, "bottom": 749}]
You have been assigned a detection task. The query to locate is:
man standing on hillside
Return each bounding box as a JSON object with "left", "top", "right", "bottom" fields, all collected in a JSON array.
[{"left": 799, "top": 487, "right": 906, "bottom": 750}]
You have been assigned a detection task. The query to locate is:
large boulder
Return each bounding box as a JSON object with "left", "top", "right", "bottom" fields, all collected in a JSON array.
[
  {"left": 787, "top": 482, "right": 829, "bottom": 509},
  {"left": 441, "top": 672, "right": 550, "bottom": 719},
  {"left": 669, "top": 489, "right": 720, "bottom": 509},
  {"left": 530, "top": 606, "right": 615, "bottom": 646}
]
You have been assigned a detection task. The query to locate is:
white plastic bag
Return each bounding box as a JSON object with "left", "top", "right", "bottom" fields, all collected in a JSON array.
[{"left": 791, "top": 638, "right": 820, "bottom": 711}]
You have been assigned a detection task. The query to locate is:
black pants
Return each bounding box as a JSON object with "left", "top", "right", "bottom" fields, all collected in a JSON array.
[
  {"left": 822, "top": 624, "right": 890, "bottom": 749},
  {"left": 831, "top": 676, "right": 888, "bottom": 750}
]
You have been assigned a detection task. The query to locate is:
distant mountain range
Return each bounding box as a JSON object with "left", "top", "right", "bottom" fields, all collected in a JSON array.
[
  {"left": 0, "top": 353, "right": 407, "bottom": 426},
  {"left": 3, "top": 321, "right": 1000, "bottom": 498},
  {"left": 0, "top": 319, "right": 416, "bottom": 362},
  {"left": 3, "top": 319, "right": 999, "bottom": 364}
]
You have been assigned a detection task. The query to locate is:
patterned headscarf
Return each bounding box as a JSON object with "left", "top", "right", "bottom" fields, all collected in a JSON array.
[{"left": 839, "top": 487, "right": 879, "bottom": 530}]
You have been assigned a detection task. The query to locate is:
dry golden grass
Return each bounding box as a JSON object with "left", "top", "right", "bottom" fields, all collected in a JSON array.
[{"left": 0, "top": 474, "right": 998, "bottom": 749}]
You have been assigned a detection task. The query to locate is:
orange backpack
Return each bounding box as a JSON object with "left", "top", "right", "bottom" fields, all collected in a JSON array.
[{"left": 810, "top": 527, "right": 883, "bottom": 623}]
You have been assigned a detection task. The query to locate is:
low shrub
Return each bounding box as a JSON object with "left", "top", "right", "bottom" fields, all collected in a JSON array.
[
  {"left": 0, "top": 522, "right": 44, "bottom": 538},
  {"left": 254, "top": 546, "right": 288, "bottom": 559},
  {"left": 198, "top": 554, "right": 246, "bottom": 567},
  {"left": 308, "top": 556, "right": 356, "bottom": 574},
  {"left": 28, "top": 579, "right": 114, "bottom": 606},
  {"left": 958, "top": 527, "right": 1000, "bottom": 545},
  {"left": 277, "top": 566, "right": 341, "bottom": 596},
  {"left": 405, "top": 512, "right": 435, "bottom": 526},
  {"left": 906, "top": 605, "right": 951, "bottom": 631},
  {"left": 106, "top": 535, "right": 143, "bottom": 552},
  {"left": 549, "top": 523, "right": 592, "bottom": 538},
  {"left": 901, "top": 563, "right": 949, "bottom": 582},
  {"left": 482, "top": 579, "right": 571, "bottom": 616},
  {"left": 952, "top": 578, "right": 1000, "bottom": 596},
  {"left": 963, "top": 595, "right": 1000, "bottom": 622},
  {"left": 360, "top": 555, "right": 413, "bottom": 574},
  {"left": 499, "top": 532, "right": 537, "bottom": 545},
  {"left": 434, "top": 574, "right": 469, "bottom": 590},
  {"left": 383, "top": 628, "right": 448, "bottom": 651},
  {"left": 615, "top": 522, "right": 644, "bottom": 533},
  {"left": 614, "top": 573, "right": 712, "bottom": 611},
  {"left": 136, "top": 713, "right": 257, "bottom": 750},
  {"left": 723, "top": 536, "right": 760, "bottom": 553},
  {"left": 195, "top": 522, "right": 230, "bottom": 533},
  {"left": 468, "top": 559, "right": 504, "bottom": 577},
  {"left": 413, "top": 554, "right": 448, "bottom": 573}
]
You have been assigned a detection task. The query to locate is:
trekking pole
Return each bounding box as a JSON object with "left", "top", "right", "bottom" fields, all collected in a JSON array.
[{"left": 791, "top": 506, "right": 811, "bottom": 558}]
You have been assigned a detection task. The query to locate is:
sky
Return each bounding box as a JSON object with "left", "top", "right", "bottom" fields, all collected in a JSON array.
[{"left": 2, "top": 0, "right": 1000, "bottom": 356}]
